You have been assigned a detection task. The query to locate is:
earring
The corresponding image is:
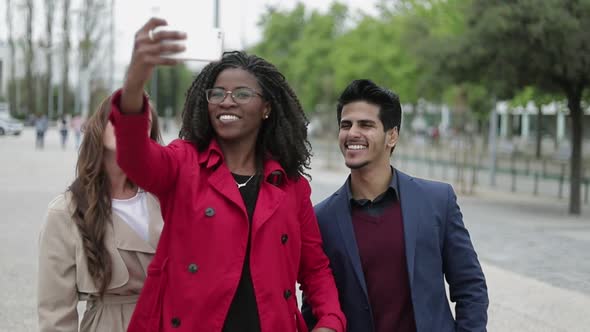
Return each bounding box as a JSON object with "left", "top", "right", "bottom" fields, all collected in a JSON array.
[{"left": 264, "top": 114, "right": 269, "bottom": 119}]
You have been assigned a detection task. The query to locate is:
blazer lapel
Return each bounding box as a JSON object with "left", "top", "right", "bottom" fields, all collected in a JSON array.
[
  {"left": 333, "top": 183, "right": 369, "bottom": 298},
  {"left": 397, "top": 170, "right": 421, "bottom": 288}
]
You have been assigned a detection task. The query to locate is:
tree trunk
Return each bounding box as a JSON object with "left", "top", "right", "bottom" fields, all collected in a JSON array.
[
  {"left": 78, "top": 0, "right": 106, "bottom": 117},
  {"left": 6, "top": 0, "right": 18, "bottom": 115},
  {"left": 481, "top": 118, "right": 489, "bottom": 148},
  {"left": 535, "top": 106, "right": 543, "bottom": 159},
  {"left": 24, "top": 0, "right": 36, "bottom": 116},
  {"left": 506, "top": 109, "right": 513, "bottom": 139},
  {"left": 60, "top": 0, "right": 71, "bottom": 117},
  {"left": 45, "top": 0, "right": 55, "bottom": 119},
  {"left": 566, "top": 87, "right": 584, "bottom": 215}
]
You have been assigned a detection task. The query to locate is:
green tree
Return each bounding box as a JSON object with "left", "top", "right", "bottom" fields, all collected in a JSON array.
[
  {"left": 251, "top": 4, "right": 307, "bottom": 80},
  {"left": 147, "top": 64, "right": 195, "bottom": 118},
  {"left": 442, "top": 0, "right": 590, "bottom": 215},
  {"left": 253, "top": 3, "right": 348, "bottom": 113},
  {"left": 396, "top": 0, "right": 471, "bottom": 101},
  {"left": 289, "top": 3, "right": 348, "bottom": 112},
  {"left": 330, "top": 14, "right": 421, "bottom": 104}
]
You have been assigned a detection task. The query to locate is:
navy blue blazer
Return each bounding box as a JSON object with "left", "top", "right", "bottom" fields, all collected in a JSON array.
[{"left": 302, "top": 170, "right": 488, "bottom": 332}]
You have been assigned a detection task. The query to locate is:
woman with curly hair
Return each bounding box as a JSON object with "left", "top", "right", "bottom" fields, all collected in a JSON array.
[
  {"left": 108, "top": 18, "right": 345, "bottom": 332},
  {"left": 37, "top": 97, "right": 163, "bottom": 331}
]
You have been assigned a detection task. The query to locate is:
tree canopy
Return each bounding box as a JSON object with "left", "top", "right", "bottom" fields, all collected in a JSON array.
[
  {"left": 251, "top": 0, "right": 588, "bottom": 215},
  {"left": 441, "top": 0, "right": 589, "bottom": 214}
]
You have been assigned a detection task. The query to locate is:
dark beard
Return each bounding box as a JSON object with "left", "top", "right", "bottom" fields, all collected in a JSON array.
[{"left": 345, "top": 160, "right": 369, "bottom": 169}]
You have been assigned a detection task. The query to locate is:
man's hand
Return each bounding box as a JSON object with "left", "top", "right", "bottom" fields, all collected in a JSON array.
[{"left": 311, "top": 328, "right": 336, "bottom": 332}]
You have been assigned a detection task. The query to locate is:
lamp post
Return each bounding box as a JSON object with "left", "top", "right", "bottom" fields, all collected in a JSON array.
[
  {"left": 488, "top": 101, "right": 498, "bottom": 186},
  {"left": 214, "top": 0, "right": 220, "bottom": 29}
]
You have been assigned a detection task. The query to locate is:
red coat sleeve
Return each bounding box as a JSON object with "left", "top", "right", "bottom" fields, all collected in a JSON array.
[
  {"left": 109, "top": 89, "right": 183, "bottom": 198},
  {"left": 296, "top": 179, "right": 346, "bottom": 332}
]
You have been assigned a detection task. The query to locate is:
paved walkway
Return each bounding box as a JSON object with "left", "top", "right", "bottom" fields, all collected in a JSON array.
[{"left": 1, "top": 128, "right": 588, "bottom": 331}]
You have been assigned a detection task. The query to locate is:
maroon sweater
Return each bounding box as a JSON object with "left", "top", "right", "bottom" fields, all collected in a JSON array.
[{"left": 351, "top": 187, "right": 416, "bottom": 332}]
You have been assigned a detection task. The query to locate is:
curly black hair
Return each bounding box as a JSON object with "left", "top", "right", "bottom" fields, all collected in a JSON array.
[{"left": 180, "top": 51, "right": 311, "bottom": 179}]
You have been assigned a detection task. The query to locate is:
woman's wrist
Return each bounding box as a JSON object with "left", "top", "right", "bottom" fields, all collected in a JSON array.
[{"left": 120, "top": 87, "right": 147, "bottom": 114}]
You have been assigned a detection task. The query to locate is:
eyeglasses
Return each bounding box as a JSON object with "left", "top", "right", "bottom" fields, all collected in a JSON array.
[{"left": 205, "top": 87, "right": 264, "bottom": 105}]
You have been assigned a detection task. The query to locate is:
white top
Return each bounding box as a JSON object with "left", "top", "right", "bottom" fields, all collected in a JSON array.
[{"left": 112, "top": 190, "right": 149, "bottom": 241}]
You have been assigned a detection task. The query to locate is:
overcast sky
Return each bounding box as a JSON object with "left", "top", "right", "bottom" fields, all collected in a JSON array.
[
  {"left": 113, "top": 1, "right": 378, "bottom": 59},
  {"left": 113, "top": 0, "right": 378, "bottom": 83},
  {"left": 1, "top": 0, "right": 378, "bottom": 85}
]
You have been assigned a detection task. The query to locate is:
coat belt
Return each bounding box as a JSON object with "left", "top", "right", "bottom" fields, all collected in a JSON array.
[{"left": 82, "top": 293, "right": 140, "bottom": 305}]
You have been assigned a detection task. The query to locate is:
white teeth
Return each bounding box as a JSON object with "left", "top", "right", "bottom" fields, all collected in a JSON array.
[
  {"left": 219, "top": 114, "right": 239, "bottom": 121},
  {"left": 347, "top": 145, "right": 366, "bottom": 150}
]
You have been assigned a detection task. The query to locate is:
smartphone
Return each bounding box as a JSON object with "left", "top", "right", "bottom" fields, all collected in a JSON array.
[{"left": 154, "top": 26, "right": 224, "bottom": 62}]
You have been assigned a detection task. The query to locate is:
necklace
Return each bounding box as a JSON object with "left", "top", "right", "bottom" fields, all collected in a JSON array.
[{"left": 235, "top": 174, "right": 255, "bottom": 189}]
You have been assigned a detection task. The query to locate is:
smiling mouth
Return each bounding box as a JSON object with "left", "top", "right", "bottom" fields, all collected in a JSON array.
[
  {"left": 218, "top": 114, "right": 240, "bottom": 122},
  {"left": 346, "top": 144, "right": 367, "bottom": 150}
]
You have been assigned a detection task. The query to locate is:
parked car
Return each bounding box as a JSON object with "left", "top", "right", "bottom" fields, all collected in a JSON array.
[{"left": 0, "top": 117, "right": 24, "bottom": 136}]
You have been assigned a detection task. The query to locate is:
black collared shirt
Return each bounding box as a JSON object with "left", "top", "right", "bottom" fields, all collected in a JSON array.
[{"left": 348, "top": 167, "right": 400, "bottom": 216}]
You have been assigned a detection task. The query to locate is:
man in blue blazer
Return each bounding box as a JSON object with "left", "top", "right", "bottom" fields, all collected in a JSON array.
[{"left": 303, "top": 80, "right": 488, "bottom": 332}]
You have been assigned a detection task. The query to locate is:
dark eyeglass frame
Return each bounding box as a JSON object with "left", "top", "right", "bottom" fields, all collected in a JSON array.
[{"left": 205, "top": 87, "right": 264, "bottom": 105}]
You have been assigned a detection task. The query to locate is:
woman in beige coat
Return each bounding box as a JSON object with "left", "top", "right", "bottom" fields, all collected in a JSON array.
[{"left": 37, "top": 97, "right": 164, "bottom": 331}]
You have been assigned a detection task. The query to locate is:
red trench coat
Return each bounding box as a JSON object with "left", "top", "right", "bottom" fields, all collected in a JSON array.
[{"left": 109, "top": 91, "right": 346, "bottom": 332}]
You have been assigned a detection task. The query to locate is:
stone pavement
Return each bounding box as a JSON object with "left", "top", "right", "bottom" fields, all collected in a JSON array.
[{"left": 1, "top": 127, "right": 589, "bottom": 331}]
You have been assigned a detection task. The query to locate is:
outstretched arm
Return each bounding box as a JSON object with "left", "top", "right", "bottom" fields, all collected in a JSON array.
[
  {"left": 109, "top": 17, "right": 187, "bottom": 197},
  {"left": 110, "top": 91, "right": 186, "bottom": 197}
]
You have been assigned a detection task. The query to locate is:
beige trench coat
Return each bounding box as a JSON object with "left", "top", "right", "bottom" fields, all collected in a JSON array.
[{"left": 37, "top": 192, "right": 163, "bottom": 332}]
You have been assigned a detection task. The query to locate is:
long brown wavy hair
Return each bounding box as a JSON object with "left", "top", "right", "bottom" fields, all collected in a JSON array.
[{"left": 68, "top": 97, "right": 161, "bottom": 295}]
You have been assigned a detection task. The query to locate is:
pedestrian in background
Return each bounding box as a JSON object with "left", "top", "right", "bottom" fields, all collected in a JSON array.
[
  {"left": 37, "top": 97, "right": 164, "bottom": 331},
  {"left": 35, "top": 113, "right": 48, "bottom": 149},
  {"left": 59, "top": 117, "right": 69, "bottom": 149},
  {"left": 71, "top": 114, "right": 83, "bottom": 149}
]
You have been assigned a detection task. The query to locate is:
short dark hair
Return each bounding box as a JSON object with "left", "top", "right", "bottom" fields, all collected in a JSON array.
[
  {"left": 180, "top": 51, "right": 311, "bottom": 179},
  {"left": 336, "top": 79, "right": 402, "bottom": 132}
]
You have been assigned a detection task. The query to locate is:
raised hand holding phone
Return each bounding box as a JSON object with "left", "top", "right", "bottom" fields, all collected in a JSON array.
[
  {"left": 154, "top": 25, "right": 223, "bottom": 62},
  {"left": 122, "top": 17, "right": 186, "bottom": 113}
]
